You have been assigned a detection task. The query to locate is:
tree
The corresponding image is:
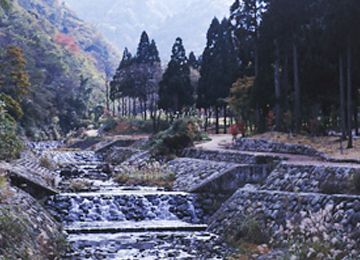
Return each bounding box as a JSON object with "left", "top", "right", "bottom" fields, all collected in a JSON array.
[
  {"left": 0, "top": 46, "right": 30, "bottom": 121},
  {"left": 228, "top": 77, "right": 254, "bottom": 123},
  {"left": 0, "top": 0, "right": 9, "bottom": 13},
  {"left": 0, "top": 100, "right": 22, "bottom": 161},
  {"left": 230, "top": 0, "right": 266, "bottom": 131},
  {"left": 110, "top": 32, "right": 162, "bottom": 124},
  {"left": 197, "top": 18, "right": 238, "bottom": 133},
  {"left": 159, "top": 37, "right": 193, "bottom": 116}
]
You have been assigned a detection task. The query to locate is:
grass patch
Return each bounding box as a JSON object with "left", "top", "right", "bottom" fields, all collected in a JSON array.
[
  {"left": 68, "top": 180, "right": 92, "bottom": 192},
  {"left": 114, "top": 163, "right": 176, "bottom": 189}
]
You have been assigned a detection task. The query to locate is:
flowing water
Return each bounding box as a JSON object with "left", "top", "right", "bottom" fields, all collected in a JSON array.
[{"left": 44, "top": 149, "right": 228, "bottom": 259}]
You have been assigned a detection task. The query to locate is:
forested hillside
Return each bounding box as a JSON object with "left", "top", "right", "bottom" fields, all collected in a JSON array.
[{"left": 0, "top": 0, "right": 119, "bottom": 140}]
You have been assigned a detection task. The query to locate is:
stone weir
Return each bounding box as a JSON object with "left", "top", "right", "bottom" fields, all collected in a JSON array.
[
  {"left": 40, "top": 141, "right": 231, "bottom": 259},
  {"left": 47, "top": 190, "right": 206, "bottom": 234},
  {"left": 46, "top": 188, "right": 229, "bottom": 259}
]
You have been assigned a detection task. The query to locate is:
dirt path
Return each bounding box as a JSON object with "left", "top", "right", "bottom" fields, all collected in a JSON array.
[{"left": 196, "top": 134, "right": 360, "bottom": 168}]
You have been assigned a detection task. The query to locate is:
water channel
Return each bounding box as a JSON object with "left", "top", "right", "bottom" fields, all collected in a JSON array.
[{"left": 41, "top": 147, "right": 228, "bottom": 259}]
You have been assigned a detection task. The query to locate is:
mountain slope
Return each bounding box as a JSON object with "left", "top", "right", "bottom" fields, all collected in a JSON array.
[
  {"left": 63, "top": 0, "right": 233, "bottom": 61},
  {"left": 0, "top": 0, "right": 119, "bottom": 137}
]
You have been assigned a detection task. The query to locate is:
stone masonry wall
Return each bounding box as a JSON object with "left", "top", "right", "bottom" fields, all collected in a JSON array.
[
  {"left": 178, "top": 148, "right": 282, "bottom": 164},
  {"left": 208, "top": 187, "right": 360, "bottom": 254},
  {"left": 262, "top": 163, "right": 358, "bottom": 194},
  {"left": 231, "top": 138, "right": 321, "bottom": 156}
]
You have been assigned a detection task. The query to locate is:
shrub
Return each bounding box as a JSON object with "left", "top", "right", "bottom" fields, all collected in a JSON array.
[
  {"left": 102, "top": 117, "right": 117, "bottom": 132},
  {"left": 101, "top": 117, "right": 170, "bottom": 135},
  {"left": 147, "top": 117, "right": 203, "bottom": 157},
  {"left": 0, "top": 101, "right": 23, "bottom": 161},
  {"left": 0, "top": 172, "right": 13, "bottom": 202},
  {"left": 113, "top": 162, "right": 176, "bottom": 188},
  {"left": 39, "top": 156, "right": 56, "bottom": 170},
  {"left": 224, "top": 213, "right": 269, "bottom": 245}
]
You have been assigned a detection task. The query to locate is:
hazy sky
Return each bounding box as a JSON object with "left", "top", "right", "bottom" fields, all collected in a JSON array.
[{"left": 64, "top": 0, "right": 234, "bottom": 61}]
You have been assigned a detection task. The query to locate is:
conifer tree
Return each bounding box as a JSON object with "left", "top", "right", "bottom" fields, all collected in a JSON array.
[
  {"left": 159, "top": 37, "right": 193, "bottom": 115},
  {"left": 197, "top": 18, "right": 238, "bottom": 133}
]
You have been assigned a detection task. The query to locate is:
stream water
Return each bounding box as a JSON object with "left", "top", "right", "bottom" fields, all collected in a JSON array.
[{"left": 43, "top": 148, "right": 228, "bottom": 259}]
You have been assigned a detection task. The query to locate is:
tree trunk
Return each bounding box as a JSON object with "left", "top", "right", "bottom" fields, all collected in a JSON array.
[
  {"left": 144, "top": 101, "right": 147, "bottom": 121},
  {"left": 122, "top": 96, "right": 125, "bottom": 117},
  {"left": 347, "top": 35, "right": 353, "bottom": 148},
  {"left": 274, "top": 40, "right": 281, "bottom": 131},
  {"left": 354, "top": 105, "right": 358, "bottom": 136},
  {"left": 112, "top": 98, "right": 115, "bottom": 117},
  {"left": 339, "top": 53, "right": 346, "bottom": 140},
  {"left": 215, "top": 106, "right": 219, "bottom": 134},
  {"left": 133, "top": 98, "right": 136, "bottom": 117},
  {"left": 283, "top": 54, "right": 289, "bottom": 113},
  {"left": 255, "top": 102, "right": 262, "bottom": 133},
  {"left": 293, "top": 42, "right": 301, "bottom": 134},
  {"left": 140, "top": 100, "right": 144, "bottom": 120},
  {"left": 204, "top": 108, "right": 208, "bottom": 132},
  {"left": 105, "top": 80, "right": 110, "bottom": 113},
  {"left": 223, "top": 105, "right": 227, "bottom": 134},
  {"left": 128, "top": 98, "right": 131, "bottom": 117}
]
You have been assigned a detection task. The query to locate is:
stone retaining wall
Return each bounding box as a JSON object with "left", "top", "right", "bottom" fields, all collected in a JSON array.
[
  {"left": 178, "top": 148, "right": 282, "bottom": 164},
  {"left": 262, "top": 163, "right": 359, "bottom": 194},
  {"left": 231, "top": 138, "right": 321, "bottom": 156},
  {"left": 169, "top": 158, "right": 240, "bottom": 191},
  {"left": 169, "top": 158, "right": 272, "bottom": 194},
  {"left": 106, "top": 147, "right": 142, "bottom": 165},
  {"left": 208, "top": 187, "right": 360, "bottom": 254},
  {"left": 26, "top": 141, "right": 64, "bottom": 150}
]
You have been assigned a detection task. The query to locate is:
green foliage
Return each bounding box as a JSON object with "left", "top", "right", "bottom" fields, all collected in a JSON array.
[
  {"left": 0, "top": 0, "right": 119, "bottom": 137},
  {"left": 222, "top": 212, "right": 269, "bottom": 246},
  {"left": 228, "top": 77, "right": 253, "bottom": 121},
  {"left": 0, "top": 101, "right": 22, "bottom": 161},
  {"left": 102, "top": 117, "right": 117, "bottom": 132},
  {"left": 197, "top": 17, "right": 238, "bottom": 110},
  {"left": 102, "top": 116, "right": 169, "bottom": 135},
  {"left": 110, "top": 32, "right": 161, "bottom": 119},
  {"left": 147, "top": 117, "right": 202, "bottom": 157},
  {"left": 159, "top": 37, "right": 194, "bottom": 113},
  {"left": 0, "top": 173, "right": 13, "bottom": 202}
]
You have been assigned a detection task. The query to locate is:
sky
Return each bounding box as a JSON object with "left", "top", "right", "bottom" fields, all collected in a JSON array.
[{"left": 63, "top": 0, "right": 234, "bottom": 62}]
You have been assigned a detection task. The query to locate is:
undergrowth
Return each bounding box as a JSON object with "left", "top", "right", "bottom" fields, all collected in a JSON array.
[{"left": 114, "top": 162, "right": 176, "bottom": 189}]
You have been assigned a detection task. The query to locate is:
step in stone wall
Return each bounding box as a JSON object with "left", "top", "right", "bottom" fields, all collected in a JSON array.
[{"left": 262, "top": 163, "right": 360, "bottom": 194}]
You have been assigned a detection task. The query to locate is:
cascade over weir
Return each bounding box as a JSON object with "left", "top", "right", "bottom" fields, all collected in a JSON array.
[{"left": 30, "top": 140, "right": 231, "bottom": 259}]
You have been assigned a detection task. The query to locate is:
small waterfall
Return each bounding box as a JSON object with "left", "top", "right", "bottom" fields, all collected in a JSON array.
[
  {"left": 48, "top": 191, "right": 205, "bottom": 228},
  {"left": 37, "top": 140, "right": 228, "bottom": 259}
]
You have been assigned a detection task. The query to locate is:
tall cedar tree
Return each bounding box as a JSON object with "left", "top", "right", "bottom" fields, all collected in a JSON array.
[
  {"left": 159, "top": 37, "right": 193, "bottom": 114},
  {"left": 197, "top": 18, "right": 238, "bottom": 133},
  {"left": 110, "top": 32, "right": 161, "bottom": 119}
]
